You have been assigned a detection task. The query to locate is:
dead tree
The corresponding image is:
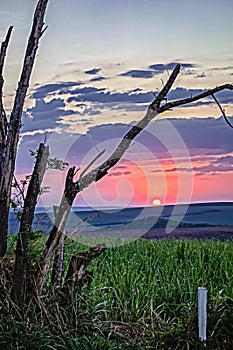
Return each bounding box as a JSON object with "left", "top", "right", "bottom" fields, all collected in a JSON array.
[
  {"left": 0, "top": 0, "right": 49, "bottom": 257},
  {"left": 13, "top": 143, "right": 49, "bottom": 304},
  {"left": 35, "top": 64, "right": 233, "bottom": 295}
]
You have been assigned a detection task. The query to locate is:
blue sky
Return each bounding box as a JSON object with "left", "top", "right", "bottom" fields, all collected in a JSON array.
[{"left": 0, "top": 0, "right": 233, "bottom": 207}]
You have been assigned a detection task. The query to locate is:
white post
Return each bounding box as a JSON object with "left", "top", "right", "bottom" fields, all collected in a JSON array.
[{"left": 198, "top": 287, "right": 207, "bottom": 341}]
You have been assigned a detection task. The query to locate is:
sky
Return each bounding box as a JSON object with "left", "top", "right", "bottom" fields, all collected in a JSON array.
[{"left": 0, "top": 0, "right": 233, "bottom": 209}]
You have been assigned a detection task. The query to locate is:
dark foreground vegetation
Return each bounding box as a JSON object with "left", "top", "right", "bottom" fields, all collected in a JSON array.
[{"left": 0, "top": 236, "right": 232, "bottom": 349}]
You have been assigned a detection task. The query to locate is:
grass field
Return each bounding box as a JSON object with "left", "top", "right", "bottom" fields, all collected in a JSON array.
[{"left": 1, "top": 236, "right": 233, "bottom": 349}]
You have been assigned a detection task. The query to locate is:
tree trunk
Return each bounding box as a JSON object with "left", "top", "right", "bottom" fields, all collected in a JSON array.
[
  {"left": 51, "top": 206, "right": 66, "bottom": 287},
  {"left": 0, "top": 26, "right": 14, "bottom": 257},
  {"left": 63, "top": 244, "right": 107, "bottom": 294},
  {"left": 35, "top": 167, "right": 77, "bottom": 295},
  {"left": 0, "top": 0, "right": 49, "bottom": 258},
  {"left": 13, "top": 143, "right": 49, "bottom": 304}
]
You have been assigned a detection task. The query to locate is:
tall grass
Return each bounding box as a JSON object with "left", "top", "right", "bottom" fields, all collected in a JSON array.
[
  {"left": 1, "top": 236, "right": 233, "bottom": 349},
  {"left": 70, "top": 238, "right": 233, "bottom": 348}
]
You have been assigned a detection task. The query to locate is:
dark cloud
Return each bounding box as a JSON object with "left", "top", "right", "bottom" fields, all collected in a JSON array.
[
  {"left": 67, "top": 88, "right": 154, "bottom": 105},
  {"left": 114, "top": 165, "right": 128, "bottom": 170},
  {"left": 193, "top": 164, "right": 233, "bottom": 174},
  {"left": 31, "top": 98, "right": 65, "bottom": 112},
  {"left": 166, "top": 62, "right": 197, "bottom": 70},
  {"left": 30, "top": 74, "right": 232, "bottom": 118},
  {"left": 209, "top": 66, "right": 233, "bottom": 72},
  {"left": 32, "top": 82, "right": 81, "bottom": 99},
  {"left": 22, "top": 98, "right": 76, "bottom": 132},
  {"left": 17, "top": 116, "right": 233, "bottom": 179},
  {"left": 64, "top": 85, "right": 231, "bottom": 110},
  {"left": 90, "top": 76, "right": 107, "bottom": 82},
  {"left": 148, "top": 63, "right": 167, "bottom": 72},
  {"left": 65, "top": 86, "right": 105, "bottom": 96},
  {"left": 214, "top": 155, "right": 233, "bottom": 164},
  {"left": 109, "top": 171, "right": 132, "bottom": 177},
  {"left": 112, "top": 103, "right": 146, "bottom": 111},
  {"left": 151, "top": 167, "right": 193, "bottom": 173},
  {"left": 168, "top": 117, "right": 233, "bottom": 156},
  {"left": 76, "top": 103, "right": 87, "bottom": 108},
  {"left": 120, "top": 62, "right": 197, "bottom": 79},
  {"left": 159, "top": 163, "right": 233, "bottom": 176},
  {"left": 27, "top": 77, "right": 233, "bottom": 136},
  {"left": 120, "top": 69, "right": 155, "bottom": 79},
  {"left": 149, "top": 62, "right": 197, "bottom": 72},
  {"left": 194, "top": 72, "right": 206, "bottom": 78},
  {"left": 212, "top": 89, "right": 233, "bottom": 104},
  {"left": 182, "top": 69, "right": 196, "bottom": 76},
  {"left": 66, "top": 116, "right": 233, "bottom": 163},
  {"left": 85, "top": 68, "right": 101, "bottom": 75},
  {"left": 166, "top": 87, "right": 232, "bottom": 106}
]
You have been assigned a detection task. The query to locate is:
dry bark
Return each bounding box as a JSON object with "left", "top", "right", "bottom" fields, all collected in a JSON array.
[
  {"left": 63, "top": 244, "right": 107, "bottom": 293},
  {"left": 51, "top": 206, "right": 66, "bottom": 287},
  {"left": 0, "top": 26, "right": 14, "bottom": 257},
  {"left": 13, "top": 143, "right": 49, "bottom": 304},
  {"left": 0, "top": 26, "right": 13, "bottom": 152},
  {"left": 0, "top": 0, "right": 49, "bottom": 257}
]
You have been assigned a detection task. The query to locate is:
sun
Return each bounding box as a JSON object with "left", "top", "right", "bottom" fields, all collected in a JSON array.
[{"left": 152, "top": 198, "right": 162, "bottom": 206}]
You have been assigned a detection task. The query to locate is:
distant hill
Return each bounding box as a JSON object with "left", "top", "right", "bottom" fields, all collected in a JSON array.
[{"left": 9, "top": 202, "right": 233, "bottom": 234}]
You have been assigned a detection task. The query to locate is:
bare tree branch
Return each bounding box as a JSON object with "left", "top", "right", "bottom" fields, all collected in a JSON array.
[
  {"left": 13, "top": 175, "right": 26, "bottom": 202},
  {"left": 212, "top": 93, "right": 233, "bottom": 129},
  {"left": 0, "top": 26, "right": 13, "bottom": 148},
  {"left": 158, "top": 83, "right": 233, "bottom": 113},
  {"left": 150, "top": 63, "right": 180, "bottom": 110}
]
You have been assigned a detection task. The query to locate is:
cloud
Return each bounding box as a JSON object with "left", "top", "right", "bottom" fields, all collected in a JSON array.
[
  {"left": 209, "top": 66, "right": 233, "bottom": 72},
  {"left": 194, "top": 72, "right": 206, "bottom": 78},
  {"left": 22, "top": 98, "right": 76, "bottom": 132},
  {"left": 150, "top": 62, "right": 196, "bottom": 71},
  {"left": 161, "top": 163, "right": 233, "bottom": 176},
  {"left": 65, "top": 116, "right": 233, "bottom": 166},
  {"left": 32, "top": 82, "right": 81, "bottom": 99},
  {"left": 193, "top": 164, "right": 233, "bottom": 174},
  {"left": 120, "top": 62, "right": 197, "bottom": 79},
  {"left": 26, "top": 78, "right": 233, "bottom": 136},
  {"left": 85, "top": 68, "right": 101, "bottom": 75},
  {"left": 90, "top": 76, "right": 107, "bottom": 82},
  {"left": 109, "top": 171, "right": 132, "bottom": 177},
  {"left": 113, "top": 165, "right": 128, "bottom": 170},
  {"left": 65, "top": 85, "right": 217, "bottom": 108},
  {"left": 66, "top": 88, "right": 154, "bottom": 105},
  {"left": 65, "top": 86, "right": 106, "bottom": 96},
  {"left": 120, "top": 69, "right": 156, "bottom": 79},
  {"left": 169, "top": 117, "right": 233, "bottom": 156},
  {"left": 214, "top": 155, "right": 233, "bottom": 164},
  {"left": 17, "top": 116, "right": 233, "bottom": 179}
]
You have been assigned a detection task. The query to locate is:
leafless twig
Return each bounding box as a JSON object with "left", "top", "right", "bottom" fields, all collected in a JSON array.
[{"left": 212, "top": 93, "right": 233, "bottom": 129}]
